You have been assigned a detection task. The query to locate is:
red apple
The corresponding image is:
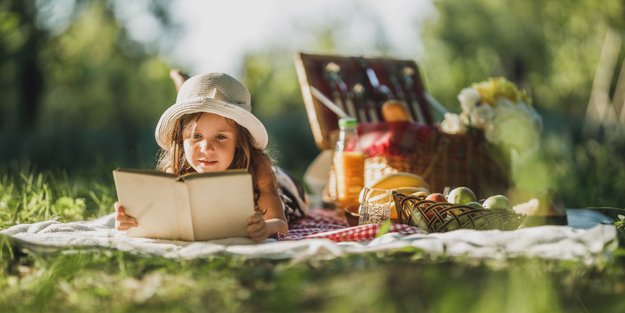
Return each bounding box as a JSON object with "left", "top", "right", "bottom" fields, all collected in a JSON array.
[
  {"left": 423, "top": 193, "right": 447, "bottom": 219},
  {"left": 425, "top": 193, "right": 447, "bottom": 203}
]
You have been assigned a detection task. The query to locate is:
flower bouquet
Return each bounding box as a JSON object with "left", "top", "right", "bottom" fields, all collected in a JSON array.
[{"left": 441, "top": 77, "right": 542, "bottom": 152}]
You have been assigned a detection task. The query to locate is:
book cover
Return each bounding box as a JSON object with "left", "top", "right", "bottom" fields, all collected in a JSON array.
[{"left": 112, "top": 168, "right": 254, "bottom": 241}]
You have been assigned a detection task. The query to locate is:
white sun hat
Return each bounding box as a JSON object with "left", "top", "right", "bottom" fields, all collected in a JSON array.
[{"left": 155, "top": 72, "right": 268, "bottom": 150}]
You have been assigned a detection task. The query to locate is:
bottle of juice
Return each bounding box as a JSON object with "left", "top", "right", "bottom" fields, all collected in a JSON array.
[{"left": 333, "top": 117, "right": 365, "bottom": 213}]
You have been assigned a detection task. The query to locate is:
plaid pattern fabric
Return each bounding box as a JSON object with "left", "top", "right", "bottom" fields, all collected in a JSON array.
[
  {"left": 357, "top": 122, "right": 436, "bottom": 157},
  {"left": 278, "top": 209, "right": 424, "bottom": 242}
]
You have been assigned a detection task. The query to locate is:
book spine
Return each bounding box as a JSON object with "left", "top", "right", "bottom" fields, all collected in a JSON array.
[{"left": 174, "top": 181, "right": 194, "bottom": 241}]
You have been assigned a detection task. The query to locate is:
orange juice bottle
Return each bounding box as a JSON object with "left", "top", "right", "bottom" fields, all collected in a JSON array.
[{"left": 333, "top": 118, "right": 365, "bottom": 213}]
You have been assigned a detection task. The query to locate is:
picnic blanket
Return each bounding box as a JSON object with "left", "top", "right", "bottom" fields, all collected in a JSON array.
[
  {"left": 279, "top": 209, "right": 424, "bottom": 241},
  {"left": 0, "top": 209, "right": 617, "bottom": 264}
]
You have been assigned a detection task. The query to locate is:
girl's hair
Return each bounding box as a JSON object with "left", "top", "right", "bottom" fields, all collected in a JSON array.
[{"left": 156, "top": 112, "right": 273, "bottom": 198}]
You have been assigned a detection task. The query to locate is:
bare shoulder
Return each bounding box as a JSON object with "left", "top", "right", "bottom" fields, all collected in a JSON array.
[{"left": 255, "top": 156, "right": 277, "bottom": 189}]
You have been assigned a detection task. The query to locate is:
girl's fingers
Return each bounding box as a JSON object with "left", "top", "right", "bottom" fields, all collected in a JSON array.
[
  {"left": 115, "top": 214, "right": 138, "bottom": 231},
  {"left": 247, "top": 219, "right": 268, "bottom": 241},
  {"left": 246, "top": 212, "right": 268, "bottom": 241},
  {"left": 115, "top": 214, "right": 137, "bottom": 224},
  {"left": 114, "top": 202, "right": 138, "bottom": 231},
  {"left": 248, "top": 227, "right": 268, "bottom": 242},
  {"left": 116, "top": 223, "right": 134, "bottom": 231},
  {"left": 250, "top": 231, "right": 267, "bottom": 241},
  {"left": 116, "top": 220, "right": 138, "bottom": 230},
  {"left": 247, "top": 223, "right": 263, "bottom": 234},
  {"left": 114, "top": 202, "right": 126, "bottom": 215},
  {"left": 247, "top": 212, "right": 263, "bottom": 224},
  {"left": 246, "top": 220, "right": 259, "bottom": 232},
  {"left": 247, "top": 216, "right": 265, "bottom": 230}
]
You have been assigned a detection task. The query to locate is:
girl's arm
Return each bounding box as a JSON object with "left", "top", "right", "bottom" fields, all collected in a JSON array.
[{"left": 247, "top": 158, "right": 288, "bottom": 241}]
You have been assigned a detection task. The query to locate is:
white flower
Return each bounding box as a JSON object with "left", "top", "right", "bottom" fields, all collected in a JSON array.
[
  {"left": 454, "top": 77, "right": 542, "bottom": 153},
  {"left": 469, "top": 104, "right": 495, "bottom": 128},
  {"left": 458, "top": 87, "right": 480, "bottom": 113},
  {"left": 441, "top": 113, "right": 467, "bottom": 134}
]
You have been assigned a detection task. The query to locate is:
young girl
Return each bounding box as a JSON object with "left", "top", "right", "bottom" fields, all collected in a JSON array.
[{"left": 115, "top": 72, "right": 306, "bottom": 241}]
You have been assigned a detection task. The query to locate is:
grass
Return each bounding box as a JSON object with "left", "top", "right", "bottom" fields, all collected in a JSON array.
[
  {"left": 0, "top": 167, "right": 624, "bottom": 312},
  {"left": 1, "top": 246, "right": 624, "bottom": 313},
  {"left": 0, "top": 166, "right": 114, "bottom": 228}
]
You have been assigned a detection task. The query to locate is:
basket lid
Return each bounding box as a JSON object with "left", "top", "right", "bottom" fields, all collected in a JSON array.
[{"left": 294, "top": 52, "right": 435, "bottom": 149}]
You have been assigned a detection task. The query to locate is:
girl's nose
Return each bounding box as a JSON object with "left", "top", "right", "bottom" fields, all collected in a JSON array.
[{"left": 199, "top": 139, "right": 213, "bottom": 152}]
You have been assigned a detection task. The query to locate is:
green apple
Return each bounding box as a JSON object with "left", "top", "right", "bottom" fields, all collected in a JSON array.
[
  {"left": 446, "top": 187, "right": 477, "bottom": 205},
  {"left": 482, "top": 195, "right": 511, "bottom": 210},
  {"left": 410, "top": 208, "right": 429, "bottom": 230}
]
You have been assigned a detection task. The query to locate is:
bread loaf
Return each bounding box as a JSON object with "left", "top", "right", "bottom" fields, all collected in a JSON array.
[{"left": 381, "top": 100, "right": 412, "bottom": 122}]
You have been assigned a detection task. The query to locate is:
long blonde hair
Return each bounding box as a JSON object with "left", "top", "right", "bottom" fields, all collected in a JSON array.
[{"left": 156, "top": 112, "right": 273, "bottom": 198}]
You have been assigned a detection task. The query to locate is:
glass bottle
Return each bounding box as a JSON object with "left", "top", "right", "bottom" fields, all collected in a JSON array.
[{"left": 333, "top": 117, "right": 365, "bottom": 213}]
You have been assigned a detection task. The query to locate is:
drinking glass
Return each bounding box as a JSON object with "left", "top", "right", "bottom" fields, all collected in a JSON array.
[{"left": 358, "top": 187, "right": 392, "bottom": 225}]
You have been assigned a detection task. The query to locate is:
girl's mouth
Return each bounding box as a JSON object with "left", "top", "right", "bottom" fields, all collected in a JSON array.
[{"left": 199, "top": 160, "right": 218, "bottom": 166}]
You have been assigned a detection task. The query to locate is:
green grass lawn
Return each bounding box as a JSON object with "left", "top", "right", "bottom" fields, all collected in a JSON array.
[{"left": 1, "top": 169, "right": 624, "bottom": 313}]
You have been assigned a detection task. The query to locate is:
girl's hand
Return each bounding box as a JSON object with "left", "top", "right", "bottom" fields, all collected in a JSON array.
[
  {"left": 246, "top": 211, "right": 268, "bottom": 242},
  {"left": 114, "top": 202, "right": 138, "bottom": 231}
]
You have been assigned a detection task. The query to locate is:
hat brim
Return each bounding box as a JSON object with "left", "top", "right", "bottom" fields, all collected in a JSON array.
[{"left": 155, "top": 98, "right": 269, "bottom": 150}]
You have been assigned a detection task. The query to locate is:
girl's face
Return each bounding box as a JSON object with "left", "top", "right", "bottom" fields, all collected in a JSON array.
[{"left": 183, "top": 113, "right": 238, "bottom": 173}]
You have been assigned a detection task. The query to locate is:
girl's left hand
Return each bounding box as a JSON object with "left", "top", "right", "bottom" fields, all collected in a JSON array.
[{"left": 246, "top": 211, "right": 268, "bottom": 242}]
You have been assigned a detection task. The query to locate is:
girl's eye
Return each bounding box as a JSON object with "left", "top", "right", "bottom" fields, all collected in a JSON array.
[
  {"left": 192, "top": 133, "right": 202, "bottom": 139},
  {"left": 216, "top": 134, "right": 228, "bottom": 141}
]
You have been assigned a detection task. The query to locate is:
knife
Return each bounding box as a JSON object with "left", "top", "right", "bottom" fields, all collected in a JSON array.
[{"left": 310, "top": 86, "right": 351, "bottom": 119}]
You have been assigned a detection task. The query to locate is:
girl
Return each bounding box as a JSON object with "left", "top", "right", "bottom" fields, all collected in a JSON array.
[{"left": 115, "top": 72, "right": 307, "bottom": 241}]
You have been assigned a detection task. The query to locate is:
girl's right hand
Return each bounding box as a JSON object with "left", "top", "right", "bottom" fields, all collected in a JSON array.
[{"left": 114, "top": 202, "right": 138, "bottom": 231}]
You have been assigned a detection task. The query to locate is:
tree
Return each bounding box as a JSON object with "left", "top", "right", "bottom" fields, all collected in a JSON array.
[
  {"left": 421, "top": 0, "right": 624, "bottom": 117},
  {"left": 0, "top": 0, "right": 177, "bottom": 171},
  {"left": 0, "top": 0, "right": 46, "bottom": 131},
  {"left": 419, "top": 0, "right": 625, "bottom": 207}
]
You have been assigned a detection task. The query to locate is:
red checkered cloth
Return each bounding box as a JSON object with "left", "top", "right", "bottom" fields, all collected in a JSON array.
[
  {"left": 278, "top": 209, "right": 424, "bottom": 242},
  {"left": 357, "top": 122, "right": 436, "bottom": 157}
]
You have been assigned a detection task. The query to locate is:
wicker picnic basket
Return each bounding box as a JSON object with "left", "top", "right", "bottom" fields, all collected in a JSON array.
[
  {"left": 358, "top": 123, "right": 511, "bottom": 197},
  {"left": 295, "top": 53, "right": 511, "bottom": 204},
  {"left": 392, "top": 191, "right": 525, "bottom": 232}
]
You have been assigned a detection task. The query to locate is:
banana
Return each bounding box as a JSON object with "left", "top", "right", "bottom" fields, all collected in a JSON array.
[
  {"left": 393, "top": 186, "right": 430, "bottom": 195},
  {"left": 369, "top": 172, "right": 430, "bottom": 190}
]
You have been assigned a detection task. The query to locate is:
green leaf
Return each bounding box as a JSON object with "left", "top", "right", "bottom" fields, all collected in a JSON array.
[{"left": 375, "top": 220, "right": 393, "bottom": 238}]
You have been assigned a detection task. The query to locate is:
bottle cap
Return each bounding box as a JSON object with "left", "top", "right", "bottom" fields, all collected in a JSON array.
[{"left": 338, "top": 117, "right": 358, "bottom": 129}]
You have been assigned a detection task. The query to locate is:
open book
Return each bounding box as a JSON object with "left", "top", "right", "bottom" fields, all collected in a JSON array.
[{"left": 113, "top": 168, "right": 254, "bottom": 241}]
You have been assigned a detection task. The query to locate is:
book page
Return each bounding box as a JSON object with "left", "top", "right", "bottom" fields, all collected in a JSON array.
[
  {"left": 113, "top": 169, "right": 194, "bottom": 241},
  {"left": 184, "top": 171, "right": 254, "bottom": 240}
]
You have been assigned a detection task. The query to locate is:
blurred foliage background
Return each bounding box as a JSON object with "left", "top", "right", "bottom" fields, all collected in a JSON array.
[{"left": 1, "top": 0, "right": 624, "bottom": 209}]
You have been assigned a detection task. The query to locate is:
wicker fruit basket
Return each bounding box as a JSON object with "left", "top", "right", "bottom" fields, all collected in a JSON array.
[{"left": 392, "top": 191, "right": 525, "bottom": 233}]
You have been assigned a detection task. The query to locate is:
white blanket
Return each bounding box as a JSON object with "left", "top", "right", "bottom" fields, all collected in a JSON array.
[{"left": 0, "top": 209, "right": 617, "bottom": 263}]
